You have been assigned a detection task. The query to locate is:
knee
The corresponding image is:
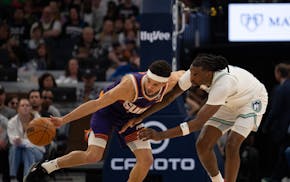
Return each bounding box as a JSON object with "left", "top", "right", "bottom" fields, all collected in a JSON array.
[
  {"left": 225, "top": 140, "right": 239, "bottom": 156},
  {"left": 85, "top": 149, "right": 102, "bottom": 163},
  {"left": 137, "top": 155, "right": 153, "bottom": 169},
  {"left": 196, "top": 137, "right": 212, "bottom": 155}
]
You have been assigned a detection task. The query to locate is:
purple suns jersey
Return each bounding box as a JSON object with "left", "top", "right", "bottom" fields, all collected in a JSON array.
[{"left": 103, "top": 72, "right": 168, "bottom": 121}]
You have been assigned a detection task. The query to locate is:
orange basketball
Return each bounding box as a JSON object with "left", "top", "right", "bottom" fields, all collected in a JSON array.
[{"left": 26, "top": 117, "right": 56, "bottom": 146}]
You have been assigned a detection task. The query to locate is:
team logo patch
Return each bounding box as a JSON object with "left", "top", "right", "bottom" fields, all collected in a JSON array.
[{"left": 252, "top": 100, "right": 262, "bottom": 112}]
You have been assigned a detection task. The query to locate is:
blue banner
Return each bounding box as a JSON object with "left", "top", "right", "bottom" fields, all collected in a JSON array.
[{"left": 139, "top": 13, "right": 173, "bottom": 70}]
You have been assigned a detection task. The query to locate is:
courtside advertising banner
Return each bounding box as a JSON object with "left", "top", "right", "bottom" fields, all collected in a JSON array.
[
  {"left": 229, "top": 3, "right": 290, "bottom": 42},
  {"left": 102, "top": 115, "right": 209, "bottom": 182},
  {"left": 139, "top": 13, "right": 173, "bottom": 70}
]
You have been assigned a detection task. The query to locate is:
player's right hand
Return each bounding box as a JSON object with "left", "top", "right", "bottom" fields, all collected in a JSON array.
[
  {"left": 138, "top": 128, "right": 163, "bottom": 141},
  {"left": 49, "top": 116, "right": 65, "bottom": 128},
  {"left": 119, "top": 117, "right": 143, "bottom": 134}
]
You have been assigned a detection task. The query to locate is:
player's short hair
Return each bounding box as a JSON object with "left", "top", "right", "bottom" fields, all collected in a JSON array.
[
  {"left": 192, "top": 54, "right": 229, "bottom": 72},
  {"left": 148, "top": 60, "right": 172, "bottom": 78}
]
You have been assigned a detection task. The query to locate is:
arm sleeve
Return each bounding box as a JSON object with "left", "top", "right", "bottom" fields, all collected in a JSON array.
[
  {"left": 206, "top": 76, "right": 237, "bottom": 105},
  {"left": 178, "top": 70, "right": 192, "bottom": 91}
]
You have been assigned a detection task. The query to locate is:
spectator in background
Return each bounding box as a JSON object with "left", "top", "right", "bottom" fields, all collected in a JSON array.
[
  {"left": 5, "top": 95, "right": 19, "bottom": 111},
  {"left": 73, "top": 27, "right": 107, "bottom": 62},
  {"left": 38, "top": 72, "right": 57, "bottom": 92},
  {"left": 0, "top": 21, "right": 10, "bottom": 48},
  {"left": 0, "top": 22, "right": 28, "bottom": 68},
  {"left": 78, "top": 69, "right": 100, "bottom": 103},
  {"left": 27, "top": 23, "right": 44, "bottom": 53},
  {"left": 91, "top": 0, "right": 106, "bottom": 32},
  {"left": 118, "top": 18, "right": 136, "bottom": 45},
  {"left": 6, "top": 34, "right": 29, "bottom": 67},
  {"left": 117, "top": 0, "right": 139, "bottom": 19},
  {"left": 62, "top": 5, "right": 88, "bottom": 41},
  {"left": 0, "top": 114, "right": 10, "bottom": 182},
  {"left": 0, "top": 85, "right": 16, "bottom": 119},
  {"left": 28, "top": 89, "right": 42, "bottom": 114},
  {"left": 31, "top": 6, "right": 61, "bottom": 39},
  {"left": 21, "top": 43, "right": 51, "bottom": 70},
  {"left": 23, "top": 0, "right": 38, "bottom": 27},
  {"left": 108, "top": 42, "right": 127, "bottom": 67},
  {"left": 108, "top": 51, "right": 140, "bottom": 81},
  {"left": 114, "top": 17, "right": 124, "bottom": 35},
  {"left": 7, "top": 98, "right": 45, "bottom": 179},
  {"left": 48, "top": 0, "right": 61, "bottom": 21},
  {"left": 82, "top": 0, "right": 94, "bottom": 28},
  {"left": 59, "top": 0, "right": 73, "bottom": 23},
  {"left": 56, "top": 58, "right": 81, "bottom": 84},
  {"left": 96, "top": 19, "right": 118, "bottom": 50},
  {"left": 261, "top": 63, "right": 290, "bottom": 182},
  {"left": 8, "top": 8, "right": 30, "bottom": 45},
  {"left": 41, "top": 89, "right": 61, "bottom": 117},
  {"left": 103, "top": 1, "right": 118, "bottom": 20},
  {"left": 0, "top": 21, "right": 11, "bottom": 67}
]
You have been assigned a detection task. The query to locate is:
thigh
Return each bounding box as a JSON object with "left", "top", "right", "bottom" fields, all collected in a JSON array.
[
  {"left": 121, "top": 123, "right": 150, "bottom": 150},
  {"left": 198, "top": 125, "right": 223, "bottom": 147},
  {"left": 232, "top": 115, "right": 262, "bottom": 138},
  {"left": 90, "top": 111, "right": 114, "bottom": 137},
  {"left": 205, "top": 106, "right": 237, "bottom": 136}
]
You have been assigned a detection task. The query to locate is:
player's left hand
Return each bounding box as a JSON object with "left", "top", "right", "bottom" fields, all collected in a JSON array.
[{"left": 138, "top": 128, "right": 163, "bottom": 141}]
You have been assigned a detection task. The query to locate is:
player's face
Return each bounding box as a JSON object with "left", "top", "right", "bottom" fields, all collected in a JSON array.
[
  {"left": 144, "top": 76, "right": 166, "bottom": 96},
  {"left": 190, "top": 66, "right": 213, "bottom": 86}
]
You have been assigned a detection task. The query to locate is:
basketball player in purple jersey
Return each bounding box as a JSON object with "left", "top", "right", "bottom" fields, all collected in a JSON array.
[{"left": 24, "top": 60, "right": 185, "bottom": 182}]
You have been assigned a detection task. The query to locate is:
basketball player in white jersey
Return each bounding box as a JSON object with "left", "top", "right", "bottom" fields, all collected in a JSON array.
[{"left": 123, "top": 54, "right": 268, "bottom": 182}]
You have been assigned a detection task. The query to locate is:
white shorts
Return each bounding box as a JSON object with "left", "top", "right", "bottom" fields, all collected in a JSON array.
[{"left": 205, "top": 96, "right": 267, "bottom": 138}]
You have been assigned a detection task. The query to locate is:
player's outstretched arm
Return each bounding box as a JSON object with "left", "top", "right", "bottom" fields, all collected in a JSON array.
[
  {"left": 138, "top": 104, "right": 221, "bottom": 141},
  {"left": 53, "top": 76, "right": 134, "bottom": 126}
]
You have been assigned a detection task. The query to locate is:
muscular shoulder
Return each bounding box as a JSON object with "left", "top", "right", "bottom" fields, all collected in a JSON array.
[
  {"left": 116, "top": 74, "right": 137, "bottom": 101},
  {"left": 166, "top": 70, "right": 186, "bottom": 93}
]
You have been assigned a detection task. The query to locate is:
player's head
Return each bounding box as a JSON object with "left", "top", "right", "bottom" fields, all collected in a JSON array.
[
  {"left": 189, "top": 54, "right": 229, "bottom": 86},
  {"left": 145, "top": 60, "right": 171, "bottom": 96}
]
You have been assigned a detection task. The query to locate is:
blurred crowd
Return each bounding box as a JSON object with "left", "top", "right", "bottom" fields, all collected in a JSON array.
[
  {"left": 0, "top": 0, "right": 141, "bottom": 82},
  {"left": 0, "top": 0, "right": 290, "bottom": 182}
]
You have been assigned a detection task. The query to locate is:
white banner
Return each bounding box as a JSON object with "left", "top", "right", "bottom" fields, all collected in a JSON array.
[{"left": 228, "top": 3, "right": 290, "bottom": 42}]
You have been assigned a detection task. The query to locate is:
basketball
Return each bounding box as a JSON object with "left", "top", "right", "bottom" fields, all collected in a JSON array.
[{"left": 26, "top": 117, "right": 56, "bottom": 146}]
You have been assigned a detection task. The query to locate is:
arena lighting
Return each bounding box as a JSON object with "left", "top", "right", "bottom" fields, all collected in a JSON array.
[{"left": 229, "top": 3, "right": 290, "bottom": 42}]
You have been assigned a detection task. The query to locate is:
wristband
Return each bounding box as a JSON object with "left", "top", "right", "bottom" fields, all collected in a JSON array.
[{"left": 180, "top": 122, "right": 190, "bottom": 136}]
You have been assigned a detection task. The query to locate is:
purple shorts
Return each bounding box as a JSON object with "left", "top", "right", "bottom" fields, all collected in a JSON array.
[{"left": 90, "top": 108, "right": 142, "bottom": 147}]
